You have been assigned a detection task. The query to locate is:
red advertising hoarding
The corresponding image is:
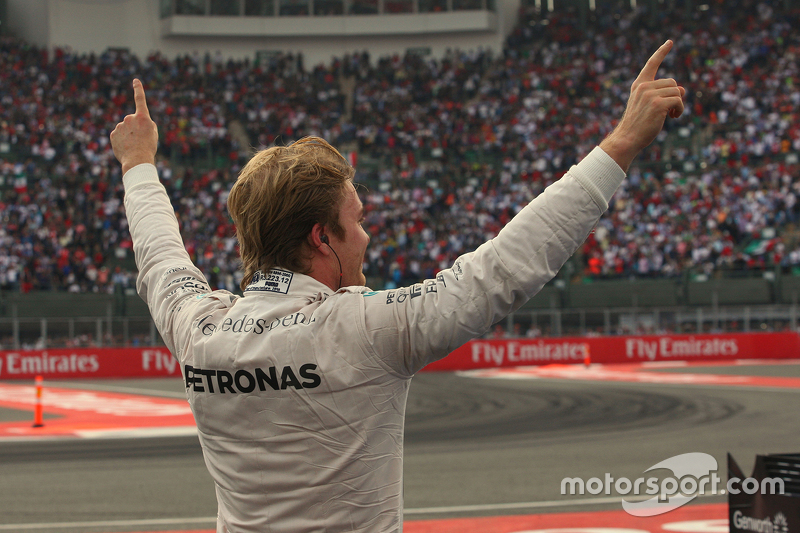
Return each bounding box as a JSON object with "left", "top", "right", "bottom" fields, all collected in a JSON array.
[
  {"left": 0, "top": 347, "right": 181, "bottom": 380},
  {"left": 0, "top": 332, "right": 797, "bottom": 380},
  {"left": 424, "top": 332, "right": 800, "bottom": 372}
]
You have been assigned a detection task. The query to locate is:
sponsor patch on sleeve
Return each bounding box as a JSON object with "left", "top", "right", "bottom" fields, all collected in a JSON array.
[{"left": 245, "top": 269, "right": 293, "bottom": 295}]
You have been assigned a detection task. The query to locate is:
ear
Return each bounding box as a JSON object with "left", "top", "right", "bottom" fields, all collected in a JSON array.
[{"left": 308, "top": 223, "right": 329, "bottom": 251}]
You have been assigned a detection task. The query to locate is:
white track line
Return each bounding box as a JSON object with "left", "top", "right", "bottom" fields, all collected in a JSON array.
[
  {"left": 404, "top": 491, "right": 724, "bottom": 514},
  {"left": 47, "top": 382, "right": 187, "bottom": 399},
  {"left": 0, "top": 516, "right": 216, "bottom": 531},
  {"left": 0, "top": 426, "right": 197, "bottom": 443},
  {"left": 73, "top": 426, "right": 198, "bottom": 439},
  {"left": 0, "top": 492, "right": 726, "bottom": 529}
]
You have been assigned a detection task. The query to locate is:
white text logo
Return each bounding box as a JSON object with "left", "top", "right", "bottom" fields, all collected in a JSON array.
[{"left": 560, "top": 453, "right": 784, "bottom": 517}]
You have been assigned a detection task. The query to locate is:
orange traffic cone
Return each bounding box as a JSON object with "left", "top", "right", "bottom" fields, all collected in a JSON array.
[
  {"left": 583, "top": 344, "right": 591, "bottom": 368},
  {"left": 32, "top": 375, "right": 44, "bottom": 428}
]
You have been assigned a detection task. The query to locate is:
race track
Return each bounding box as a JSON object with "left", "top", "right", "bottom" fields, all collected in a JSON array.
[{"left": 1, "top": 361, "right": 798, "bottom": 532}]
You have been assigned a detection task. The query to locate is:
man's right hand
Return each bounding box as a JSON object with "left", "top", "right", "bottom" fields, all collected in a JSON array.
[
  {"left": 600, "top": 40, "right": 685, "bottom": 172},
  {"left": 110, "top": 79, "right": 159, "bottom": 175}
]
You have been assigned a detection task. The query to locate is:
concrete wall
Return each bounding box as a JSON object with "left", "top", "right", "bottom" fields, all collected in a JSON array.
[
  {"left": 0, "top": 0, "right": 7, "bottom": 35},
  {"left": 0, "top": 292, "right": 150, "bottom": 318},
  {"left": 5, "top": 0, "right": 48, "bottom": 46},
  {"left": 1, "top": 276, "right": 791, "bottom": 320},
  {"left": 567, "top": 279, "right": 681, "bottom": 309},
  {"left": 6, "top": 0, "right": 521, "bottom": 66},
  {"left": 687, "top": 279, "right": 773, "bottom": 306},
  {"left": 780, "top": 276, "right": 800, "bottom": 305}
]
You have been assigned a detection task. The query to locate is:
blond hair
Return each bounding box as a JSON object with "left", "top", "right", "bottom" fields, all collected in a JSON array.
[{"left": 227, "top": 137, "right": 355, "bottom": 291}]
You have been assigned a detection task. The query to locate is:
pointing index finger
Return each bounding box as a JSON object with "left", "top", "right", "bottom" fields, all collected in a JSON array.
[
  {"left": 636, "top": 40, "right": 673, "bottom": 84},
  {"left": 133, "top": 78, "right": 150, "bottom": 117}
]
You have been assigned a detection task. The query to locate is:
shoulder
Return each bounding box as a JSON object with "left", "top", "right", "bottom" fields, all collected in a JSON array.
[
  {"left": 182, "top": 289, "right": 240, "bottom": 323},
  {"left": 336, "top": 286, "right": 374, "bottom": 295}
]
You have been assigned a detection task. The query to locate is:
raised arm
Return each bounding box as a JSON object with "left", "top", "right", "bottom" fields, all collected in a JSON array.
[
  {"left": 111, "top": 80, "right": 220, "bottom": 355},
  {"left": 357, "top": 41, "right": 685, "bottom": 375}
]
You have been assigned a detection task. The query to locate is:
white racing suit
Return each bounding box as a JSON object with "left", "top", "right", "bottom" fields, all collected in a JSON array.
[{"left": 122, "top": 147, "right": 624, "bottom": 532}]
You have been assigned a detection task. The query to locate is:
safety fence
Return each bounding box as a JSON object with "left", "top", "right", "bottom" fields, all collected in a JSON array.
[
  {"left": 1, "top": 304, "right": 799, "bottom": 352},
  {"left": 0, "top": 317, "right": 161, "bottom": 352}
]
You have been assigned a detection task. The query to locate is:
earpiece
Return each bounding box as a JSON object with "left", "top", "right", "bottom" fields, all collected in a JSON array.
[{"left": 319, "top": 233, "right": 342, "bottom": 290}]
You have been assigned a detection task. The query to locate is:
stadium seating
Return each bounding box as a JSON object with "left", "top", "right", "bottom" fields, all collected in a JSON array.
[{"left": 0, "top": 0, "right": 798, "bottom": 296}]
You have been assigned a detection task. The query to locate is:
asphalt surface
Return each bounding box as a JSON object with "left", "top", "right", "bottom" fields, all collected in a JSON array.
[{"left": 1, "top": 364, "right": 799, "bottom": 532}]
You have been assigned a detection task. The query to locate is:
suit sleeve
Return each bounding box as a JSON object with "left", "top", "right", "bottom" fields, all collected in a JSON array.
[
  {"left": 122, "top": 163, "right": 217, "bottom": 357},
  {"left": 358, "top": 147, "right": 626, "bottom": 376}
]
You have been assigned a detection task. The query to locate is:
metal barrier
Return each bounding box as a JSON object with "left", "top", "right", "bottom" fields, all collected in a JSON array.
[
  {"left": 1, "top": 304, "right": 798, "bottom": 349},
  {"left": 493, "top": 304, "right": 800, "bottom": 339},
  {"left": 0, "top": 316, "right": 161, "bottom": 351}
]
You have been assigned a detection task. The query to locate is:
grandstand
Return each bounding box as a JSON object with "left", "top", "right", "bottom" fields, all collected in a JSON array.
[
  {"left": 3, "top": 0, "right": 514, "bottom": 66},
  {"left": 0, "top": 0, "right": 799, "bottom": 348}
]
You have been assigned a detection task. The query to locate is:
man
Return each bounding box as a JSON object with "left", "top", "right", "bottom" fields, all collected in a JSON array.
[{"left": 111, "top": 41, "right": 684, "bottom": 532}]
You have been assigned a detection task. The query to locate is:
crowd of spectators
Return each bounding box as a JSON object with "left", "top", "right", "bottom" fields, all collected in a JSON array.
[
  {"left": 350, "top": 0, "right": 800, "bottom": 286},
  {"left": 0, "top": 0, "right": 798, "bottom": 296}
]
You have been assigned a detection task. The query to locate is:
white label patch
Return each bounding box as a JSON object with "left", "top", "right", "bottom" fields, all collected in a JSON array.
[{"left": 245, "top": 269, "right": 293, "bottom": 294}]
